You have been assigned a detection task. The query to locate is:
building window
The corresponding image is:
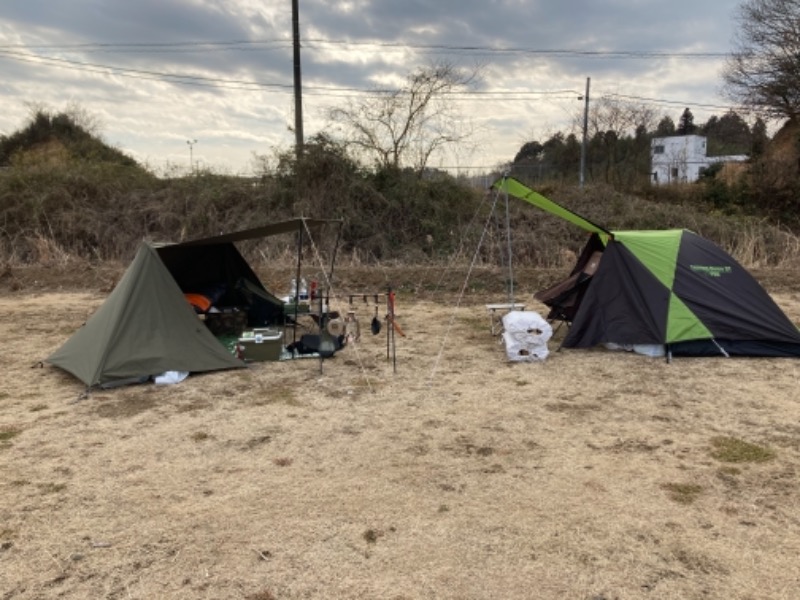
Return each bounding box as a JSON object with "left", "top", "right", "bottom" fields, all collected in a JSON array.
[
  {"left": 653, "top": 145, "right": 665, "bottom": 154},
  {"left": 671, "top": 167, "right": 679, "bottom": 179}
]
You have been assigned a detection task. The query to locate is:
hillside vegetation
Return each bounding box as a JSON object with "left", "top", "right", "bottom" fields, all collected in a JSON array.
[{"left": 1, "top": 112, "right": 799, "bottom": 274}]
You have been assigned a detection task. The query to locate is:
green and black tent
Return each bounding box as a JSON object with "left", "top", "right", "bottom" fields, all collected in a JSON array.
[
  {"left": 493, "top": 177, "right": 800, "bottom": 358},
  {"left": 47, "top": 218, "right": 342, "bottom": 388}
]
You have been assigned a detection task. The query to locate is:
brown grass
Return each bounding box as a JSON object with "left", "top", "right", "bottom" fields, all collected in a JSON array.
[{"left": 1, "top": 273, "right": 799, "bottom": 599}]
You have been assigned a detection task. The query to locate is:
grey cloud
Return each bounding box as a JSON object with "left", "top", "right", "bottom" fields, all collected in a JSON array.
[{"left": 0, "top": 0, "right": 745, "bottom": 172}]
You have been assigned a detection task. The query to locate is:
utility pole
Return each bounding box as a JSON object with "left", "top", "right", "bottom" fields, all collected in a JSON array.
[
  {"left": 186, "top": 139, "right": 197, "bottom": 174},
  {"left": 292, "top": 0, "right": 304, "bottom": 158},
  {"left": 579, "top": 77, "right": 590, "bottom": 188}
]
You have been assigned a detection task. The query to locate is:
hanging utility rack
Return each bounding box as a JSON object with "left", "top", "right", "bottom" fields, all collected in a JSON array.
[
  {"left": 347, "top": 292, "right": 387, "bottom": 304},
  {"left": 342, "top": 288, "right": 404, "bottom": 373}
]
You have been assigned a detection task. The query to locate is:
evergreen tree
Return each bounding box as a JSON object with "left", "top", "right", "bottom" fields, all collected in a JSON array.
[
  {"left": 513, "top": 140, "right": 544, "bottom": 163},
  {"left": 751, "top": 117, "right": 769, "bottom": 156},
  {"left": 656, "top": 116, "right": 676, "bottom": 136},
  {"left": 677, "top": 108, "right": 696, "bottom": 135}
]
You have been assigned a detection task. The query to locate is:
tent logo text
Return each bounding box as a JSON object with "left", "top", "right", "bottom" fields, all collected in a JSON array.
[{"left": 690, "top": 265, "right": 733, "bottom": 277}]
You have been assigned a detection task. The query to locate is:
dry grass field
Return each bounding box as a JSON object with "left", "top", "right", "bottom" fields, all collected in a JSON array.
[{"left": 1, "top": 266, "right": 799, "bottom": 600}]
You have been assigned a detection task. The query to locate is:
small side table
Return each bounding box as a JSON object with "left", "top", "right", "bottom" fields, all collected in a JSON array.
[{"left": 486, "top": 303, "right": 526, "bottom": 335}]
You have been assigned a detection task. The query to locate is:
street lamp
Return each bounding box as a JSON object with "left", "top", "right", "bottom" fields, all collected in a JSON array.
[{"left": 186, "top": 139, "right": 197, "bottom": 174}]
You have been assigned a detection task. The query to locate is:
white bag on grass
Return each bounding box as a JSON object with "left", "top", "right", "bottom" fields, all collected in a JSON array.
[
  {"left": 154, "top": 370, "right": 190, "bottom": 385},
  {"left": 501, "top": 311, "right": 553, "bottom": 362}
]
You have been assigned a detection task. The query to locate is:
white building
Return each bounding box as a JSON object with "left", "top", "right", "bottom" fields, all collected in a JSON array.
[{"left": 650, "top": 135, "right": 747, "bottom": 184}]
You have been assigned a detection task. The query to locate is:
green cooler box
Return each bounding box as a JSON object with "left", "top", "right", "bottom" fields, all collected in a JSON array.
[{"left": 237, "top": 328, "right": 284, "bottom": 362}]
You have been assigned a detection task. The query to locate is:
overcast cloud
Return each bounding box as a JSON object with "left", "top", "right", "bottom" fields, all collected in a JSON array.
[{"left": 0, "top": 0, "right": 743, "bottom": 175}]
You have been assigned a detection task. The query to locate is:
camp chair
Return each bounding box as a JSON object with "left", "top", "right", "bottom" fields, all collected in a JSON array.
[{"left": 534, "top": 250, "right": 602, "bottom": 330}]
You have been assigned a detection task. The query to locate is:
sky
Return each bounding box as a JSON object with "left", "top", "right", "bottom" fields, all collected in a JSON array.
[{"left": 0, "top": 0, "right": 746, "bottom": 176}]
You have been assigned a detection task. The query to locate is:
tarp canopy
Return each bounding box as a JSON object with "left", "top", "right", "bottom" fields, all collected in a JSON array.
[
  {"left": 492, "top": 176, "right": 610, "bottom": 237},
  {"left": 176, "top": 217, "right": 339, "bottom": 246},
  {"left": 47, "top": 217, "right": 343, "bottom": 387}
]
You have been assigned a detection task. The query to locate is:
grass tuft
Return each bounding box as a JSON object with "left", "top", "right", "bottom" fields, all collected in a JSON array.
[
  {"left": 710, "top": 436, "right": 776, "bottom": 463},
  {"left": 662, "top": 482, "right": 704, "bottom": 504},
  {"left": 38, "top": 483, "right": 67, "bottom": 494},
  {"left": 0, "top": 428, "right": 21, "bottom": 446},
  {"left": 363, "top": 528, "right": 383, "bottom": 544},
  {"left": 245, "top": 590, "right": 276, "bottom": 600}
]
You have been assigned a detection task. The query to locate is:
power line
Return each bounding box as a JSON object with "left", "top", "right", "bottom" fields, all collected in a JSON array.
[
  {"left": 0, "top": 38, "right": 730, "bottom": 60},
  {"left": 0, "top": 49, "right": 293, "bottom": 90},
  {"left": 603, "top": 92, "right": 737, "bottom": 111},
  {"left": 0, "top": 48, "right": 738, "bottom": 112},
  {"left": 0, "top": 39, "right": 289, "bottom": 51},
  {"left": 303, "top": 39, "right": 730, "bottom": 59},
  {"left": 0, "top": 49, "right": 578, "bottom": 97}
]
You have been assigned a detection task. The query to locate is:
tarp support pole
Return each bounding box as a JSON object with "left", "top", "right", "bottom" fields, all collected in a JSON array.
[
  {"left": 291, "top": 221, "right": 304, "bottom": 348},
  {"left": 503, "top": 174, "right": 515, "bottom": 306},
  {"left": 327, "top": 220, "right": 343, "bottom": 284},
  {"left": 318, "top": 291, "right": 325, "bottom": 374},
  {"left": 386, "top": 286, "right": 397, "bottom": 374}
]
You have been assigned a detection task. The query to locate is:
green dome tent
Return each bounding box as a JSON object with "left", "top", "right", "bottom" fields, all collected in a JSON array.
[{"left": 493, "top": 177, "right": 800, "bottom": 358}]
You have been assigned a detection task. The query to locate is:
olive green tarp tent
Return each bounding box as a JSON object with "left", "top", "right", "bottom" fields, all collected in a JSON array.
[
  {"left": 492, "top": 176, "right": 800, "bottom": 358},
  {"left": 47, "top": 218, "right": 342, "bottom": 387}
]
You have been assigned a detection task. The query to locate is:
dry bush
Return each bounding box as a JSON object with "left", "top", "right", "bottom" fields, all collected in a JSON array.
[{"left": 2, "top": 159, "right": 799, "bottom": 271}]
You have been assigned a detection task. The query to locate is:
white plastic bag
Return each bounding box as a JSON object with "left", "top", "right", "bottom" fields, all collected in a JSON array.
[
  {"left": 604, "top": 342, "right": 665, "bottom": 357},
  {"left": 154, "top": 370, "right": 190, "bottom": 385},
  {"left": 501, "top": 311, "right": 553, "bottom": 362}
]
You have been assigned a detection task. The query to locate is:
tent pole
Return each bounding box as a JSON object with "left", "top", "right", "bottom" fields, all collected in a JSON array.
[
  {"left": 388, "top": 286, "right": 397, "bottom": 374},
  {"left": 503, "top": 173, "right": 514, "bottom": 305},
  {"left": 327, "top": 220, "right": 344, "bottom": 284},
  {"left": 292, "top": 220, "right": 304, "bottom": 349},
  {"left": 386, "top": 289, "right": 390, "bottom": 361},
  {"left": 318, "top": 290, "right": 325, "bottom": 374}
]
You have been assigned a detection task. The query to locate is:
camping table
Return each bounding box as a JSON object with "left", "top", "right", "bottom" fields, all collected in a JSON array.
[
  {"left": 282, "top": 302, "right": 311, "bottom": 339},
  {"left": 283, "top": 301, "right": 340, "bottom": 343},
  {"left": 486, "top": 303, "right": 526, "bottom": 335},
  {"left": 283, "top": 302, "right": 338, "bottom": 325}
]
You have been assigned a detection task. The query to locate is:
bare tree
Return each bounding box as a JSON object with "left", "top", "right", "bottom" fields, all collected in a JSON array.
[
  {"left": 582, "top": 96, "right": 659, "bottom": 141},
  {"left": 328, "top": 61, "right": 478, "bottom": 172},
  {"left": 723, "top": 0, "right": 800, "bottom": 120},
  {"left": 579, "top": 96, "right": 659, "bottom": 185}
]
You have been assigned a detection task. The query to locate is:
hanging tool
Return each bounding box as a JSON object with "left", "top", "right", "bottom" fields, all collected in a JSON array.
[
  {"left": 371, "top": 305, "right": 382, "bottom": 335},
  {"left": 344, "top": 310, "right": 360, "bottom": 343},
  {"left": 385, "top": 286, "right": 403, "bottom": 373},
  {"left": 386, "top": 289, "right": 405, "bottom": 337}
]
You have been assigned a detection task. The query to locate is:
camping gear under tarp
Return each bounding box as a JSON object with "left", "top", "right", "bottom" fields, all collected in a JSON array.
[
  {"left": 492, "top": 177, "right": 800, "bottom": 358},
  {"left": 47, "top": 217, "right": 343, "bottom": 387}
]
